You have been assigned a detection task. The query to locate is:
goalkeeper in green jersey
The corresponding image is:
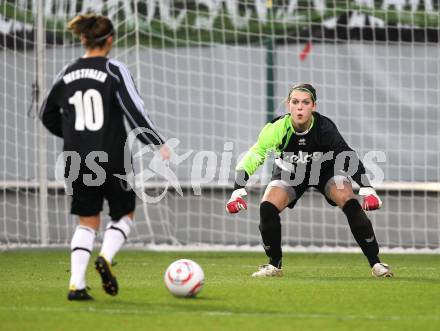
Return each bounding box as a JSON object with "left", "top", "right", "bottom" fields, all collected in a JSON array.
[{"left": 226, "top": 83, "right": 393, "bottom": 278}]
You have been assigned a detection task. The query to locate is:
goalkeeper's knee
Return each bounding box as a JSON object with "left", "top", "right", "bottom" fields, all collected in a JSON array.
[
  {"left": 343, "top": 199, "right": 373, "bottom": 230},
  {"left": 259, "top": 201, "right": 281, "bottom": 235}
]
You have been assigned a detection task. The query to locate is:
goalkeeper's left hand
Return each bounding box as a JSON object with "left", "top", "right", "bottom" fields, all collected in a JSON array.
[{"left": 358, "top": 187, "right": 382, "bottom": 211}]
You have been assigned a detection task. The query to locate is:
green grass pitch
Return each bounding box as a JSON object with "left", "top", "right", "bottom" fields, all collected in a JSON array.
[{"left": 0, "top": 250, "right": 439, "bottom": 331}]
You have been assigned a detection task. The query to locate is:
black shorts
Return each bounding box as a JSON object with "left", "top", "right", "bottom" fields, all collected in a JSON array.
[
  {"left": 70, "top": 174, "right": 136, "bottom": 221},
  {"left": 270, "top": 165, "right": 350, "bottom": 209}
]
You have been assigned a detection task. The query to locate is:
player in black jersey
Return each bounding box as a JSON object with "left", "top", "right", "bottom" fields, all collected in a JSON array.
[
  {"left": 226, "top": 83, "right": 393, "bottom": 278},
  {"left": 40, "top": 14, "right": 170, "bottom": 300}
]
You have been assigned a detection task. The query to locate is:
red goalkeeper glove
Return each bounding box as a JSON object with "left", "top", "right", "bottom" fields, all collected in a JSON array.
[
  {"left": 359, "top": 187, "right": 382, "bottom": 211},
  {"left": 226, "top": 188, "right": 247, "bottom": 214}
]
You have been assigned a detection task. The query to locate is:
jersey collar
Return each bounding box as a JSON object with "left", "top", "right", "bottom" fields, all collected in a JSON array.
[{"left": 291, "top": 114, "right": 315, "bottom": 136}]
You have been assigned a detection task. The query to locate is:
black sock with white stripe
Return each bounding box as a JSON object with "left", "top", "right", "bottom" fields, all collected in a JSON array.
[
  {"left": 100, "top": 216, "right": 132, "bottom": 263},
  {"left": 343, "top": 199, "right": 380, "bottom": 267},
  {"left": 69, "top": 225, "right": 96, "bottom": 290}
]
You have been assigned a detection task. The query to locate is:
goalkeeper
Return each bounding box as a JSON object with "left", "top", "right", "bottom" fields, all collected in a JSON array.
[
  {"left": 40, "top": 14, "right": 169, "bottom": 300},
  {"left": 226, "top": 83, "right": 392, "bottom": 278}
]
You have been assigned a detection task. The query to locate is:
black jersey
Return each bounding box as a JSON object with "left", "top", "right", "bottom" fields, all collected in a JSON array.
[
  {"left": 236, "top": 112, "right": 370, "bottom": 188},
  {"left": 40, "top": 56, "right": 165, "bottom": 173}
]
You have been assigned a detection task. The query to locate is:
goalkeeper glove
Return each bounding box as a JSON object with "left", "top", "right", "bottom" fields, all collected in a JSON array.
[
  {"left": 358, "top": 187, "right": 382, "bottom": 211},
  {"left": 226, "top": 188, "right": 247, "bottom": 214}
]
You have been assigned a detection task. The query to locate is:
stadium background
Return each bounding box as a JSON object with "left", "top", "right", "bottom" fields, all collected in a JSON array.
[{"left": 1, "top": 0, "right": 439, "bottom": 249}]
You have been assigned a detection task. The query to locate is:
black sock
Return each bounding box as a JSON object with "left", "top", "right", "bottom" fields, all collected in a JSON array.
[
  {"left": 259, "top": 201, "right": 282, "bottom": 268},
  {"left": 342, "top": 199, "right": 380, "bottom": 267}
]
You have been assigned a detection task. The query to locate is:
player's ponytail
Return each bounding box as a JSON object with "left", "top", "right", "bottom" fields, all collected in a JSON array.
[{"left": 67, "top": 14, "right": 114, "bottom": 49}]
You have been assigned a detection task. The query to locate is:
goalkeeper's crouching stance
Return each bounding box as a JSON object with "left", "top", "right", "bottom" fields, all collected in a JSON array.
[{"left": 226, "top": 83, "right": 393, "bottom": 278}]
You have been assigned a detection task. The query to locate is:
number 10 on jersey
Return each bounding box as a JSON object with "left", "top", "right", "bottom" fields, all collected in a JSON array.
[{"left": 68, "top": 89, "right": 104, "bottom": 131}]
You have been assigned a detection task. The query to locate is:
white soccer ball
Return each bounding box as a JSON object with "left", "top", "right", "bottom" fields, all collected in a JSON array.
[{"left": 164, "top": 259, "right": 205, "bottom": 297}]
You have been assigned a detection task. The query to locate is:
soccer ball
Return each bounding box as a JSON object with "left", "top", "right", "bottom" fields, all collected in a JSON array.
[{"left": 164, "top": 259, "right": 205, "bottom": 297}]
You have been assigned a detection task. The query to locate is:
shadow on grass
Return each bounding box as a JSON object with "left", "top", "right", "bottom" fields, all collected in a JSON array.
[
  {"left": 90, "top": 295, "right": 278, "bottom": 316},
  {"left": 387, "top": 276, "right": 440, "bottom": 284},
  {"left": 291, "top": 275, "right": 439, "bottom": 284},
  {"left": 286, "top": 275, "right": 372, "bottom": 282}
]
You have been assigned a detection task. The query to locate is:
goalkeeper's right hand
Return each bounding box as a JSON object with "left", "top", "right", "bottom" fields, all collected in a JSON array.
[{"left": 226, "top": 188, "right": 247, "bottom": 214}]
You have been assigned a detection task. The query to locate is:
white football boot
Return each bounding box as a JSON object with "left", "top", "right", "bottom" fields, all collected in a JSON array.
[
  {"left": 251, "top": 264, "right": 283, "bottom": 278},
  {"left": 371, "top": 263, "right": 393, "bottom": 278}
]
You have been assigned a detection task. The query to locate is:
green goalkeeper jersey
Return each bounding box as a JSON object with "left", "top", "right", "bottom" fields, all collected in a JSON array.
[{"left": 235, "top": 112, "right": 370, "bottom": 188}]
